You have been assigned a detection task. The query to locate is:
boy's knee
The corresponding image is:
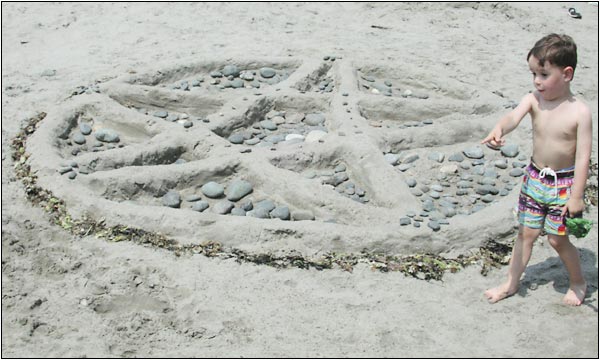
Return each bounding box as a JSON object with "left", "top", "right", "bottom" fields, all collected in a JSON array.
[
  {"left": 519, "top": 226, "right": 541, "bottom": 245},
  {"left": 548, "top": 234, "right": 570, "bottom": 250}
]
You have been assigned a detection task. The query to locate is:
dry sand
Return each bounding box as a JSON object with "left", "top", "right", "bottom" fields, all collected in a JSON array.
[{"left": 1, "top": 2, "right": 598, "bottom": 358}]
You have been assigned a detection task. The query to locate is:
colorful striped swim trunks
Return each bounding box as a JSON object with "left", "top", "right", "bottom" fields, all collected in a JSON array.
[{"left": 517, "top": 162, "right": 575, "bottom": 235}]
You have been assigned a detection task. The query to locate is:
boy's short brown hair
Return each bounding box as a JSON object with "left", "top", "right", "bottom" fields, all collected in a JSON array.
[{"left": 527, "top": 33, "right": 577, "bottom": 71}]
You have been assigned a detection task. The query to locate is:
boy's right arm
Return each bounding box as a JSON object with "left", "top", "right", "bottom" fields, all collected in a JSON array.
[{"left": 482, "top": 93, "right": 534, "bottom": 147}]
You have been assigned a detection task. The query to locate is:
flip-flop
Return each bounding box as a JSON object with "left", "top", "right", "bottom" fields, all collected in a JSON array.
[{"left": 568, "top": 7, "right": 582, "bottom": 19}]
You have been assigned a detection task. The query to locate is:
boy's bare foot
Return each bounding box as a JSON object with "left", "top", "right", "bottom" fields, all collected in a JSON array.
[
  {"left": 484, "top": 283, "right": 518, "bottom": 303},
  {"left": 563, "top": 282, "right": 586, "bottom": 306}
]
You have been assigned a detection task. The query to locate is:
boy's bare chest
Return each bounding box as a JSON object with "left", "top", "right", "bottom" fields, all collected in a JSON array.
[{"left": 531, "top": 108, "right": 577, "bottom": 141}]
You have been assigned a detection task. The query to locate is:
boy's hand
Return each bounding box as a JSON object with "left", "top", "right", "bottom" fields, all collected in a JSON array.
[
  {"left": 481, "top": 130, "right": 505, "bottom": 149},
  {"left": 562, "top": 197, "right": 585, "bottom": 218}
]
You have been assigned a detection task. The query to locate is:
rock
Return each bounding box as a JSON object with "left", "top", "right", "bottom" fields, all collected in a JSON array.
[
  {"left": 185, "top": 194, "right": 203, "bottom": 202},
  {"left": 448, "top": 153, "right": 464, "bottom": 162},
  {"left": 270, "top": 206, "right": 290, "bottom": 220},
  {"left": 384, "top": 153, "right": 400, "bottom": 165},
  {"left": 400, "top": 153, "right": 419, "bottom": 164},
  {"left": 304, "top": 113, "right": 326, "bottom": 126},
  {"left": 191, "top": 201, "right": 209, "bottom": 212},
  {"left": 79, "top": 123, "right": 92, "bottom": 135},
  {"left": 428, "top": 221, "right": 441, "bottom": 231},
  {"left": 153, "top": 110, "right": 168, "bottom": 118},
  {"left": 305, "top": 130, "right": 327, "bottom": 143},
  {"left": 255, "top": 199, "right": 276, "bottom": 212},
  {"left": 210, "top": 71, "right": 223, "bottom": 78},
  {"left": 226, "top": 179, "right": 253, "bottom": 201},
  {"left": 222, "top": 64, "right": 240, "bottom": 77},
  {"left": 335, "top": 164, "right": 347, "bottom": 173},
  {"left": 463, "top": 146, "right": 484, "bottom": 159},
  {"left": 509, "top": 168, "right": 524, "bottom": 177},
  {"left": 166, "top": 114, "right": 179, "bottom": 122},
  {"left": 230, "top": 78, "right": 244, "bottom": 88},
  {"left": 213, "top": 200, "right": 234, "bottom": 215},
  {"left": 481, "top": 194, "right": 495, "bottom": 203},
  {"left": 285, "top": 134, "right": 304, "bottom": 142},
  {"left": 399, "top": 217, "right": 412, "bottom": 226},
  {"left": 292, "top": 210, "right": 315, "bottom": 221},
  {"left": 405, "top": 178, "right": 417, "bottom": 187},
  {"left": 494, "top": 159, "right": 508, "bottom": 169},
  {"left": 397, "top": 164, "right": 412, "bottom": 172},
  {"left": 259, "top": 67, "right": 276, "bottom": 78},
  {"left": 247, "top": 208, "right": 270, "bottom": 218},
  {"left": 428, "top": 152, "right": 445, "bottom": 163},
  {"left": 440, "top": 164, "right": 458, "bottom": 174},
  {"left": 183, "top": 120, "right": 193, "bottom": 128},
  {"left": 230, "top": 208, "right": 246, "bottom": 216},
  {"left": 228, "top": 133, "right": 245, "bottom": 144},
  {"left": 41, "top": 69, "right": 56, "bottom": 77},
  {"left": 72, "top": 133, "right": 86, "bottom": 145},
  {"left": 94, "top": 129, "right": 120, "bottom": 143},
  {"left": 67, "top": 171, "right": 77, "bottom": 180},
  {"left": 201, "top": 181, "right": 224, "bottom": 198},
  {"left": 259, "top": 120, "right": 277, "bottom": 130},
  {"left": 410, "top": 188, "right": 423, "bottom": 196},
  {"left": 501, "top": 144, "right": 519, "bottom": 158},
  {"left": 240, "top": 200, "right": 253, "bottom": 211},
  {"left": 162, "top": 190, "right": 181, "bottom": 208}
]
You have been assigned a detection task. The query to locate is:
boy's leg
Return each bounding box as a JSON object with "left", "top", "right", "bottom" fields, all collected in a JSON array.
[
  {"left": 547, "top": 234, "right": 586, "bottom": 306},
  {"left": 484, "top": 225, "right": 541, "bottom": 303}
]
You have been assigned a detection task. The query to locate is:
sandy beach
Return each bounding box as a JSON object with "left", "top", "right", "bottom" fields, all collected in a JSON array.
[{"left": 2, "top": 2, "right": 598, "bottom": 357}]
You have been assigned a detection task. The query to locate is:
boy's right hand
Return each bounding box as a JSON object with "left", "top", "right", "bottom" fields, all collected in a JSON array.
[{"left": 481, "top": 130, "right": 505, "bottom": 149}]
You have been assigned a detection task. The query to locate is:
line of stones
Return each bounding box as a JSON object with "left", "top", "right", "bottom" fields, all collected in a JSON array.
[{"left": 10, "top": 113, "right": 517, "bottom": 280}]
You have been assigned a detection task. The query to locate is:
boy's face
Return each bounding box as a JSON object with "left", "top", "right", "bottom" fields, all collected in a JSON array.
[{"left": 527, "top": 56, "right": 573, "bottom": 101}]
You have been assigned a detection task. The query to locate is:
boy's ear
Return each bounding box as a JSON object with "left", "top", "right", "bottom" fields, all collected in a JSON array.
[{"left": 563, "top": 66, "right": 575, "bottom": 81}]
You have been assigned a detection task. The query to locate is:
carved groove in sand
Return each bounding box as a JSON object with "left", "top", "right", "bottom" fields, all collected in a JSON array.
[{"left": 27, "top": 58, "right": 524, "bottom": 256}]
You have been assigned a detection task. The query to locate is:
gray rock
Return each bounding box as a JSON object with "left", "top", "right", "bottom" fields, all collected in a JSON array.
[
  {"left": 410, "top": 188, "right": 423, "bottom": 197},
  {"left": 270, "top": 206, "right": 290, "bottom": 220},
  {"left": 304, "top": 113, "right": 326, "bottom": 126},
  {"left": 406, "top": 178, "right": 417, "bottom": 188},
  {"left": 230, "top": 208, "right": 246, "bottom": 216},
  {"left": 153, "top": 110, "right": 168, "bottom": 118},
  {"left": 260, "top": 67, "right": 277, "bottom": 78},
  {"left": 428, "top": 221, "right": 441, "bottom": 231},
  {"left": 448, "top": 153, "right": 465, "bottom": 162},
  {"left": 255, "top": 199, "right": 276, "bottom": 212},
  {"left": 185, "top": 194, "right": 203, "bottom": 202},
  {"left": 413, "top": 221, "right": 421, "bottom": 228},
  {"left": 509, "top": 168, "right": 524, "bottom": 177},
  {"left": 428, "top": 152, "right": 445, "bottom": 163},
  {"left": 94, "top": 129, "right": 120, "bottom": 143},
  {"left": 501, "top": 144, "right": 519, "bottom": 158},
  {"left": 431, "top": 184, "right": 443, "bottom": 192},
  {"left": 72, "top": 133, "right": 86, "bottom": 145},
  {"left": 334, "top": 164, "right": 347, "bottom": 173},
  {"left": 399, "top": 217, "right": 412, "bottom": 226},
  {"left": 384, "top": 153, "right": 400, "bottom": 166},
  {"left": 226, "top": 179, "right": 253, "bottom": 201},
  {"left": 166, "top": 114, "right": 179, "bottom": 122},
  {"left": 201, "top": 181, "right": 225, "bottom": 198},
  {"left": 259, "top": 120, "right": 277, "bottom": 130},
  {"left": 483, "top": 168, "right": 498, "bottom": 178},
  {"left": 162, "top": 190, "right": 181, "bottom": 208},
  {"left": 210, "top": 71, "right": 223, "bottom": 78},
  {"left": 222, "top": 64, "right": 240, "bottom": 77},
  {"left": 397, "top": 164, "right": 412, "bottom": 172},
  {"left": 213, "top": 200, "right": 234, "bottom": 215},
  {"left": 79, "top": 123, "right": 92, "bottom": 135},
  {"left": 192, "top": 201, "right": 209, "bottom": 212},
  {"left": 494, "top": 160, "right": 508, "bottom": 169},
  {"left": 247, "top": 208, "right": 270, "bottom": 219},
  {"left": 512, "top": 161, "right": 527, "bottom": 168},
  {"left": 228, "top": 133, "right": 245, "bottom": 144},
  {"left": 481, "top": 194, "right": 495, "bottom": 203},
  {"left": 67, "top": 171, "right": 77, "bottom": 180},
  {"left": 401, "top": 153, "right": 419, "bottom": 164},
  {"left": 457, "top": 180, "right": 473, "bottom": 189},
  {"left": 183, "top": 120, "right": 193, "bottom": 128},
  {"left": 463, "top": 146, "right": 484, "bottom": 159}
]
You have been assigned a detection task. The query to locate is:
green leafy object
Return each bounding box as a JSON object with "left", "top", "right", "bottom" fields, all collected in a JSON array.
[{"left": 565, "top": 217, "right": 593, "bottom": 238}]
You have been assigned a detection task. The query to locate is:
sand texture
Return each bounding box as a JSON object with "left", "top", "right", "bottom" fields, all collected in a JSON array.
[{"left": 2, "top": 2, "right": 598, "bottom": 357}]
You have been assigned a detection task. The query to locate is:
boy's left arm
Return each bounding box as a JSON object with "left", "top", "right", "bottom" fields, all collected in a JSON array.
[{"left": 563, "top": 107, "right": 593, "bottom": 217}]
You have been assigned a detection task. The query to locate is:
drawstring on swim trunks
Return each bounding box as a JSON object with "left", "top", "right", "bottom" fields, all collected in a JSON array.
[{"left": 539, "top": 167, "right": 558, "bottom": 198}]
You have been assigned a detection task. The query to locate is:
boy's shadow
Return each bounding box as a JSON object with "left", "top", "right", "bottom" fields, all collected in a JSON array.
[{"left": 520, "top": 247, "right": 599, "bottom": 312}]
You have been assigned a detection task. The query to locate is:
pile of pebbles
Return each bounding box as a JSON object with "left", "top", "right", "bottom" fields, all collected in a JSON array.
[
  {"left": 138, "top": 108, "right": 197, "bottom": 128},
  {"left": 65, "top": 121, "right": 125, "bottom": 156},
  {"left": 226, "top": 109, "right": 329, "bottom": 148},
  {"left": 161, "top": 178, "right": 315, "bottom": 221},
  {"left": 398, "top": 144, "right": 526, "bottom": 231},
  {"left": 358, "top": 71, "right": 429, "bottom": 99},
  {"left": 57, "top": 158, "right": 92, "bottom": 180},
  {"left": 169, "top": 64, "right": 289, "bottom": 92},
  {"left": 303, "top": 162, "right": 370, "bottom": 204}
]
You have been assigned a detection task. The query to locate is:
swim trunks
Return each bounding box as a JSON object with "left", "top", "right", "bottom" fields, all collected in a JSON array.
[{"left": 517, "top": 161, "right": 575, "bottom": 235}]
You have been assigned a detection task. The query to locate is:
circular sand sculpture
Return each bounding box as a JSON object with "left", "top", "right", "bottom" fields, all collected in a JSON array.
[{"left": 26, "top": 57, "right": 527, "bottom": 256}]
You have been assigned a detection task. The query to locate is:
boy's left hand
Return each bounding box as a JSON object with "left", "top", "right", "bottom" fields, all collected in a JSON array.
[{"left": 562, "top": 197, "right": 585, "bottom": 218}]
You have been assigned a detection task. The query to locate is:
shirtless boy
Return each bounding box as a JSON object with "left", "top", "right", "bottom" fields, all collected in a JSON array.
[{"left": 481, "top": 34, "right": 593, "bottom": 306}]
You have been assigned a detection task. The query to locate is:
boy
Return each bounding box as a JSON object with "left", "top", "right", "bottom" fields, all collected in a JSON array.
[{"left": 481, "top": 34, "right": 593, "bottom": 306}]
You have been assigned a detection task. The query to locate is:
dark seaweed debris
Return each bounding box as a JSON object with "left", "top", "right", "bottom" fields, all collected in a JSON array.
[{"left": 14, "top": 112, "right": 593, "bottom": 281}]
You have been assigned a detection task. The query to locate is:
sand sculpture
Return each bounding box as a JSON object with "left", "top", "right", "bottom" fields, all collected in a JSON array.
[{"left": 26, "top": 57, "right": 528, "bottom": 257}]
